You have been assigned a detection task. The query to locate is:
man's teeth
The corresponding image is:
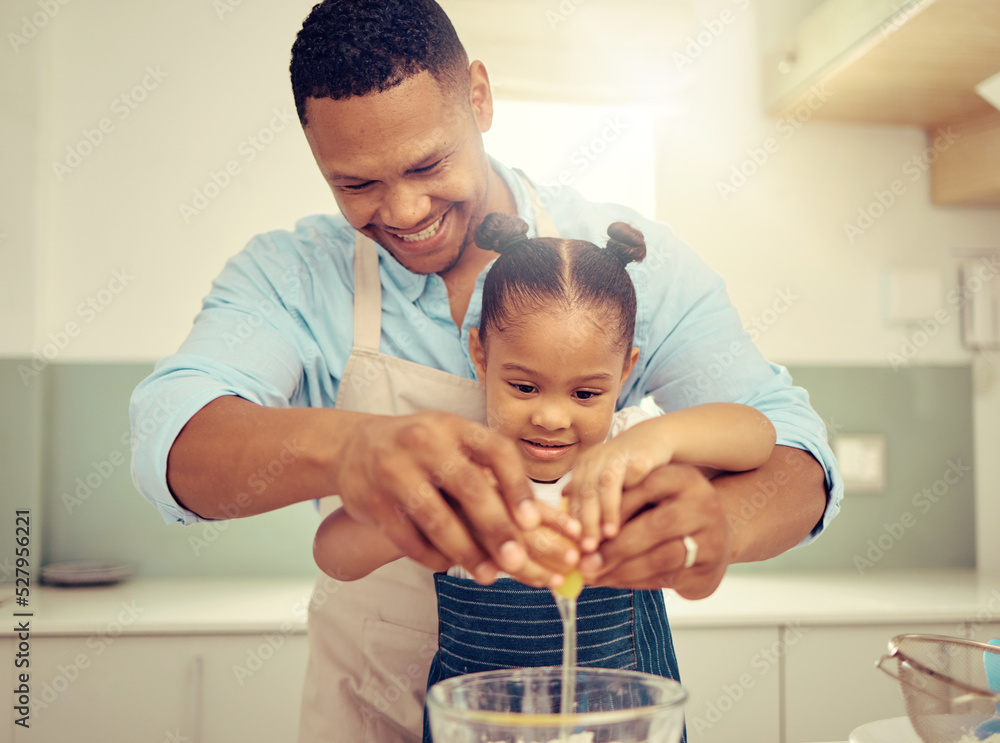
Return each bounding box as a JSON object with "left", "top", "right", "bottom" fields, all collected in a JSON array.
[{"left": 399, "top": 215, "right": 443, "bottom": 242}]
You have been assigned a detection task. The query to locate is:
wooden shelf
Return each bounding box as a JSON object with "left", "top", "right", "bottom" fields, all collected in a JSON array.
[
  {"left": 765, "top": 0, "right": 1000, "bottom": 126},
  {"left": 932, "top": 111, "right": 1000, "bottom": 205},
  {"left": 763, "top": 0, "right": 1000, "bottom": 205}
]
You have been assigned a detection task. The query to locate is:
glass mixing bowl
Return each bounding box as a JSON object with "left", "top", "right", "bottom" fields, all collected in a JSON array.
[{"left": 427, "top": 666, "right": 687, "bottom": 743}]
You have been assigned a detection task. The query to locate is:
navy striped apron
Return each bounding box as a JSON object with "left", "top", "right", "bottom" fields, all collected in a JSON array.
[{"left": 422, "top": 574, "right": 685, "bottom": 743}]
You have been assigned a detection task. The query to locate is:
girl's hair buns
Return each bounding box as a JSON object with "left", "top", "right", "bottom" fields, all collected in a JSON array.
[
  {"left": 605, "top": 221, "right": 646, "bottom": 266},
  {"left": 475, "top": 213, "right": 530, "bottom": 254}
]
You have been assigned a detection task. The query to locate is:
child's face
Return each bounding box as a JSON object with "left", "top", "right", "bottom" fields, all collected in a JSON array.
[{"left": 470, "top": 308, "right": 639, "bottom": 483}]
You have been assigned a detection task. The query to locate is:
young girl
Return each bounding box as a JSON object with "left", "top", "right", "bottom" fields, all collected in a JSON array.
[{"left": 313, "top": 213, "right": 776, "bottom": 741}]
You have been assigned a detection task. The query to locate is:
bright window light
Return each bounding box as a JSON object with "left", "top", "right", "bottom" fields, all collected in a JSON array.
[{"left": 484, "top": 100, "right": 657, "bottom": 219}]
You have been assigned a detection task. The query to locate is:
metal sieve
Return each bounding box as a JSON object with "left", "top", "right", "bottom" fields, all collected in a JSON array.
[{"left": 877, "top": 634, "right": 1000, "bottom": 742}]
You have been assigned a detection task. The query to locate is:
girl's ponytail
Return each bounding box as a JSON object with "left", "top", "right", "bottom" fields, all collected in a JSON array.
[{"left": 605, "top": 222, "right": 646, "bottom": 266}]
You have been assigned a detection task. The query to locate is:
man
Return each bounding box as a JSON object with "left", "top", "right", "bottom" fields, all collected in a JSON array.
[{"left": 130, "top": 1, "right": 842, "bottom": 741}]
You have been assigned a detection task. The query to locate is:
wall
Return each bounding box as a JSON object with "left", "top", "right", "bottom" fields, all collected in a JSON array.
[{"left": 1, "top": 0, "right": 997, "bottom": 578}]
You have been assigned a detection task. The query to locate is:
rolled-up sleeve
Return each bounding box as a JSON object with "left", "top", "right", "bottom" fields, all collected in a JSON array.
[
  {"left": 616, "top": 211, "right": 843, "bottom": 545},
  {"left": 129, "top": 231, "right": 326, "bottom": 525}
]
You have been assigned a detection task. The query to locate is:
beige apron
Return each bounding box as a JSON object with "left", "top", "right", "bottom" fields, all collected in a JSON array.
[{"left": 298, "top": 184, "right": 558, "bottom": 743}]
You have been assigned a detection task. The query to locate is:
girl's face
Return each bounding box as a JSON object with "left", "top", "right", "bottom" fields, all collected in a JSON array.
[{"left": 470, "top": 307, "right": 639, "bottom": 483}]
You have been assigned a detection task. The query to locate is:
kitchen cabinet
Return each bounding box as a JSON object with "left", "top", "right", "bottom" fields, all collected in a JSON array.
[
  {"left": 672, "top": 627, "right": 781, "bottom": 743},
  {"left": 760, "top": 0, "right": 1000, "bottom": 205},
  {"left": 1, "top": 638, "right": 12, "bottom": 743},
  {"left": 199, "top": 633, "right": 309, "bottom": 743},
  {"left": 12, "top": 635, "right": 195, "bottom": 742},
  {"left": 5, "top": 573, "right": 998, "bottom": 742},
  {"left": 8, "top": 633, "right": 308, "bottom": 743}
]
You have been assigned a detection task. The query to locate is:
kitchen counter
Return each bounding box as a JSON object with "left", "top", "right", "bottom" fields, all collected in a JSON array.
[
  {"left": 2, "top": 569, "right": 998, "bottom": 636},
  {"left": 665, "top": 568, "right": 1000, "bottom": 628}
]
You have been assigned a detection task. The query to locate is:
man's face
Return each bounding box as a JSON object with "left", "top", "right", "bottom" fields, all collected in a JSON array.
[{"left": 303, "top": 69, "right": 495, "bottom": 276}]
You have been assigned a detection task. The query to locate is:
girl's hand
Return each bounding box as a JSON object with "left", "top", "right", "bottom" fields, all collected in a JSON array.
[{"left": 562, "top": 428, "right": 674, "bottom": 552}]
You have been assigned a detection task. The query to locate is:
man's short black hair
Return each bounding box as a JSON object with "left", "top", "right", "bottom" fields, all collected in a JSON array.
[{"left": 290, "top": 0, "right": 470, "bottom": 126}]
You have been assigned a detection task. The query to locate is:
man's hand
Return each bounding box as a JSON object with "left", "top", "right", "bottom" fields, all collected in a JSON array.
[
  {"left": 577, "top": 464, "right": 730, "bottom": 600},
  {"left": 335, "top": 410, "right": 577, "bottom": 587}
]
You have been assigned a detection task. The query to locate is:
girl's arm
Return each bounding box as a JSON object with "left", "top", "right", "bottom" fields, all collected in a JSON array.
[
  {"left": 565, "top": 403, "right": 776, "bottom": 550},
  {"left": 637, "top": 402, "right": 776, "bottom": 472},
  {"left": 314, "top": 508, "right": 404, "bottom": 581}
]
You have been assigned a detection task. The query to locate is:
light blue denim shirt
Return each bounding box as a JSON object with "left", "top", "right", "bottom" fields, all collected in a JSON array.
[{"left": 130, "top": 157, "right": 843, "bottom": 539}]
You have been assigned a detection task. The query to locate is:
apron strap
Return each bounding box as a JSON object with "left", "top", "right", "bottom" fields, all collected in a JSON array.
[
  {"left": 350, "top": 234, "right": 383, "bottom": 354},
  {"left": 514, "top": 168, "right": 560, "bottom": 239}
]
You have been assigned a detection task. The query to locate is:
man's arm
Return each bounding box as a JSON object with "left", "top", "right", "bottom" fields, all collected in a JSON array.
[
  {"left": 167, "top": 395, "right": 576, "bottom": 587},
  {"left": 167, "top": 395, "right": 360, "bottom": 520},
  {"left": 715, "top": 444, "right": 827, "bottom": 565}
]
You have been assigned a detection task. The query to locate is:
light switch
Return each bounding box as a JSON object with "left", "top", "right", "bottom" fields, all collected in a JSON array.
[{"left": 833, "top": 434, "right": 886, "bottom": 493}]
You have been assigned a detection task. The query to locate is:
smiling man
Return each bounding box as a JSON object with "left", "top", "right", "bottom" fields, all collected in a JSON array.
[
  {"left": 129, "top": 1, "right": 843, "bottom": 742},
  {"left": 301, "top": 65, "right": 513, "bottom": 326}
]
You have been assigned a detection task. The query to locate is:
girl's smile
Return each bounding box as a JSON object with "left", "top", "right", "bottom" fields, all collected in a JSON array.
[
  {"left": 470, "top": 308, "right": 638, "bottom": 482},
  {"left": 520, "top": 437, "right": 576, "bottom": 462}
]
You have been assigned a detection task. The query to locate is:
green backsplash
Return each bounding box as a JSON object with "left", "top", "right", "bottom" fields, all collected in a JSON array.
[
  {"left": 733, "top": 364, "right": 976, "bottom": 573},
  {"left": 0, "top": 360, "right": 975, "bottom": 579}
]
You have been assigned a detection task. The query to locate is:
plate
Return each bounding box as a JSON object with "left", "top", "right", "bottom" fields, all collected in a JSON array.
[
  {"left": 849, "top": 717, "right": 921, "bottom": 743},
  {"left": 40, "top": 561, "right": 132, "bottom": 587}
]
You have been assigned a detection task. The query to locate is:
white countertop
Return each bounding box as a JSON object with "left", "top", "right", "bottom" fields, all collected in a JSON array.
[
  {"left": 665, "top": 568, "right": 1000, "bottom": 627},
  {"left": 2, "top": 569, "right": 998, "bottom": 636}
]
